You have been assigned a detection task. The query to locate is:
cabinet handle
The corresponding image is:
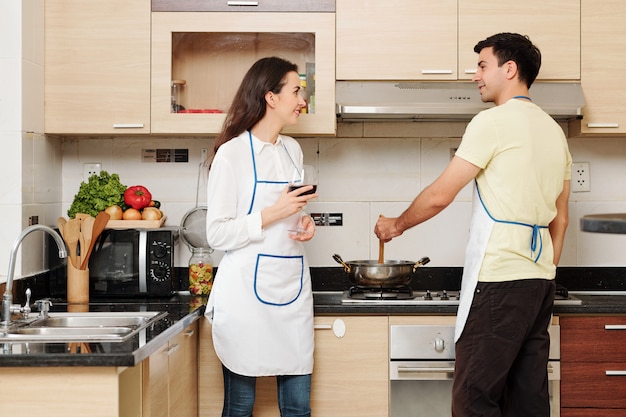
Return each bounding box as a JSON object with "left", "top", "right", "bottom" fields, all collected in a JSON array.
[
  {"left": 587, "top": 123, "right": 619, "bottom": 128},
  {"left": 113, "top": 123, "right": 145, "bottom": 129},
  {"left": 314, "top": 319, "right": 346, "bottom": 338},
  {"left": 184, "top": 330, "right": 195, "bottom": 337},
  {"left": 605, "top": 325, "right": 626, "bottom": 330},
  {"left": 166, "top": 343, "right": 180, "bottom": 356},
  {"left": 398, "top": 366, "right": 455, "bottom": 373},
  {"left": 314, "top": 324, "right": 332, "bottom": 330},
  {"left": 464, "top": 69, "right": 477, "bottom": 74},
  {"left": 606, "top": 370, "right": 626, "bottom": 376},
  {"left": 421, "top": 69, "right": 453, "bottom": 75},
  {"left": 227, "top": 1, "right": 259, "bottom": 6}
]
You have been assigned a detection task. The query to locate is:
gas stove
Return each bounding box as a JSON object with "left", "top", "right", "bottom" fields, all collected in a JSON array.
[{"left": 341, "top": 286, "right": 582, "bottom": 306}]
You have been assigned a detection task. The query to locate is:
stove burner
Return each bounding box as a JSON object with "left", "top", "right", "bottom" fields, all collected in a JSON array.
[{"left": 349, "top": 286, "right": 414, "bottom": 300}]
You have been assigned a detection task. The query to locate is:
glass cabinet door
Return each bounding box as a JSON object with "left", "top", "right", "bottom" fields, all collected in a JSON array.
[{"left": 151, "top": 12, "right": 336, "bottom": 135}]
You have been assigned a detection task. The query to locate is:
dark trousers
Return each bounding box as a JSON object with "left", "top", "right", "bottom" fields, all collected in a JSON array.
[{"left": 452, "top": 279, "right": 555, "bottom": 417}]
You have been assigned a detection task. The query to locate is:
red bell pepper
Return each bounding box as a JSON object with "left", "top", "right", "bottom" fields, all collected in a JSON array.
[{"left": 124, "top": 185, "right": 153, "bottom": 210}]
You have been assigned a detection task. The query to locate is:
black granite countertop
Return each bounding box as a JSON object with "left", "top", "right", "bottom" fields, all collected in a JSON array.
[
  {"left": 313, "top": 291, "right": 626, "bottom": 315},
  {"left": 0, "top": 293, "right": 208, "bottom": 367},
  {"left": 3, "top": 266, "right": 626, "bottom": 367}
]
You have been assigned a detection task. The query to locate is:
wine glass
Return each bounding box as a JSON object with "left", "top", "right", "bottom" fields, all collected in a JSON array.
[
  {"left": 288, "top": 165, "right": 318, "bottom": 236},
  {"left": 288, "top": 165, "right": 318, "bottom": 195}
]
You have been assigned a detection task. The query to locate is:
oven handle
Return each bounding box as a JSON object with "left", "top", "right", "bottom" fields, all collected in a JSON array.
[{"left": 397, "top": 366, "right": 455, "bottom": 374}]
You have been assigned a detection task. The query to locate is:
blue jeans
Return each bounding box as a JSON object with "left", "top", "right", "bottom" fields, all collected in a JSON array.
[{"left": 221, "top": 365, "right": 312, "bottom": 417}]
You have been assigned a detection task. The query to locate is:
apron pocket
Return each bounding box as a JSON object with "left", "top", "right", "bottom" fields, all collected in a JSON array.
[{"left": 254, "top": 254, "right": 304, "bottom": 306}]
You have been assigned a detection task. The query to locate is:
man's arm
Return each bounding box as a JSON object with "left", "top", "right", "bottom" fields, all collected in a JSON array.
[{"left": 549, "top": 180, "right": 570, "bottom": 266}]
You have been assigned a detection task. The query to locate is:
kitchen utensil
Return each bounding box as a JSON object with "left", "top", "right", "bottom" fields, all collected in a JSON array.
[
  {"left": 57, "top": 217, "right": 67, "bottom": 239},
  {"left": 378, "top": 239, "right": 385, "bottom": 264},
  {"left": 333, "top": 253, "right": 430, "bottom": 287},
  {"left": 79, "top": 216, "right": 95, "bottom": 270},
  {"left": 180, "top": 206, "right": 211, "bottom": 250},
  {"left": 65, "top": 218, "right": 81, "bottom": 268},
  {"left": 80, "top": 211, "right": 110, "bottom": 270}
]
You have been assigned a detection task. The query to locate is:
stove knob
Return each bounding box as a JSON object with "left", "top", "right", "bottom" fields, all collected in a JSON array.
[{"left": 434, "top": 337, "right": 445, "bottom": 352}]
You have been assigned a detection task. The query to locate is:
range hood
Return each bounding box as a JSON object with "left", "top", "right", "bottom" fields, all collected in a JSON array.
[{"left": 336, "top": 81, "right": 585, "bottom": 122}]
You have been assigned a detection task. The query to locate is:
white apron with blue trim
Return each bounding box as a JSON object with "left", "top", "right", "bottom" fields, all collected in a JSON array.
[
  {"left": 208, "top": 135, "right": 314, "bottom": 377},
  {"left": 455, "top": 183, "right": 548, "bottom": 342},
  {"left": 455, "top": 186, "right": 493, "bottom": 342}
]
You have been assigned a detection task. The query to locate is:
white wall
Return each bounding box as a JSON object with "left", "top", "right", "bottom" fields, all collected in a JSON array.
[
  {"left": 56, "top": 123, "right": 626, "bottom": 269},
  {"left": 0, "top": 0, "right": 63, "bottom": 283}
]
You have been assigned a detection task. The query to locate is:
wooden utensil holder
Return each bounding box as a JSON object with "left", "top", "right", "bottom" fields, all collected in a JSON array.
[{"left": 67, "top": 262, "right": 89, "bottom": 304}]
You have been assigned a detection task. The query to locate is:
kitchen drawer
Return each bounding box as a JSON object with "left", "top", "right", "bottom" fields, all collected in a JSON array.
[
  {"left": 561, "top": 316, "right": 626, "bottom": 362},
  {"left": 561, "top": 362, "right": 626, "bottom": 408},
  {"left": 561, "top": 409, "right": 626, "bottom": 417}
]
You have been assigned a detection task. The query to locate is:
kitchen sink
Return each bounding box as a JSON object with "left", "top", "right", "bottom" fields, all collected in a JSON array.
[{"left": 0, "top": 311, "right": 168, "bottom": 343}]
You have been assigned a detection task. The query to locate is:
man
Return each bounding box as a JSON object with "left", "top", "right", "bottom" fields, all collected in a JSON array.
[{"left": 374, "top": 33, "right": 571, "bottom": 417}]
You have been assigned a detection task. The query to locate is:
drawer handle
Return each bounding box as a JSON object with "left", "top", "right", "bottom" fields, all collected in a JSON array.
[
  {"left": 113, "top": 123, "right": 145, "bottom": 129},
  {"left": 421, "top": 69, "right": 453, "bottom": 75},
  {"left": 398, "top": 366, "right": 455, "bottom": 373},
  {"left": 314, "top": 324, "right": 332, "bottom": 330},
  {"left": 184, "top": 330, "right": 195, "bottom": 337},
  {"left": 314, "top": 319, "right": 346, "bottom": 338},
  {"left": 587, "top": 123, "right": 619, "bottom": 128},
  {"left": 606, "top": 370, "right": 626, "bottom": 376},
  {"left": 227, "top": 1, "right": 259, "bottom": 6},
  {"left": 166, "top": 343, "right": 180, "bottom": 356},
  {"left": 605, "top": 325, "right": 626, "bottom": 330}
]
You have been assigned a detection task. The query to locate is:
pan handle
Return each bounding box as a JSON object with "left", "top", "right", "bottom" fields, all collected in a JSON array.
[
  {"left": 332, "top": 254, "right": 351, "bottom": 273},
  {"left": 412, "top": 256, "right": 431, "bottom": 272}
]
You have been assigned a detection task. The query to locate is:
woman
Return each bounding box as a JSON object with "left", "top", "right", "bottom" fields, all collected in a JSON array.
[{"left": 205, "top": 57, "right": 318, "bottom": 417}]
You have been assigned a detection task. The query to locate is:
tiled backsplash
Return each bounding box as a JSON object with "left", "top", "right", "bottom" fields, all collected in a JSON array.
[{"left": 52, "top": 127, "right": 626, "bottom": 271}]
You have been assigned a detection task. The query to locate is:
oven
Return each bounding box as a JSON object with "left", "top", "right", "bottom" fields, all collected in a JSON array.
[
  {"left": 388, "top": 316, "right": 560, "bottom": 417},
  {"left": 340, "top": 287, "right": 575, "bottom": 416}
]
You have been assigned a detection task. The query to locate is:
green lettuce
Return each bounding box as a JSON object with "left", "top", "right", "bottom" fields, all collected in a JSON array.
[{"left": 67, "top": 171, "right": 127, "bottom": 218}]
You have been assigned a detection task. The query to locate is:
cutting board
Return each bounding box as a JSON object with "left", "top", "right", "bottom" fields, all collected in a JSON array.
[{"left": 105, "top": 216, "right": 166, "bottom": 229}]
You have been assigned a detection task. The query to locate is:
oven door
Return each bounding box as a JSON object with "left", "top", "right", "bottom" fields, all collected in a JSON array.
[
  {"left": 390, "top": 360, "right": 454, "bottom": 417},
  {"left": 390, "top": 360, "right": 560, "bottom": 417}
]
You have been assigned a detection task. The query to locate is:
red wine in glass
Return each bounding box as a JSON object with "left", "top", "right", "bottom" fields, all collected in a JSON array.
[{"left": 289, "top": 184, "right": 317, "bottom": 195}]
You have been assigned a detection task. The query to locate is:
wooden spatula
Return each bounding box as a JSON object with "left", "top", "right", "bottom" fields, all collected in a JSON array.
[
  {"left": 378, "top": 239, "right": 385, "bottom": 264},
  {"left": 79, "top": 216, "right": 95, "bottom": 270},
  {"left": 80, "top": 211, "right": 110, "bottom": 270},
  {"left": 65, "top": 218, "right": 81, "bottom": 268}
]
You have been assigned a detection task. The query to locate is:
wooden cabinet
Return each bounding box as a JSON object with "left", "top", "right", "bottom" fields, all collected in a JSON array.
[
  {"left": 569, "top": 0, "right": 626, "bottom": 137},
  {"left": 45, "top": 0, "right": 151, "bottom": 134},
  {"left": 458, "top": 0, "right": 579, "bottom": 81},
  {"left": 198, "top": 316, "right": 389, "bottom": 417},
  {"left": 336, "top": 0, "right": 457, "bottom": 80},
  {"left": 143, "top": 321, "right": 199, "bottom": 417},
  {"left": 310, "top": 316, "right": 389, "bottom": 417},
  {"left": 560, "top": 316, "right": 626, "bottom": 416},
  {"left": 336, "top": 0, "right": 579, "bottom": 81},
  {"left": 151, "top": 11, "right": 336, "bottom": 135},
  {"left": 0, "top": 365, "right": 142, "bottom": 417}
]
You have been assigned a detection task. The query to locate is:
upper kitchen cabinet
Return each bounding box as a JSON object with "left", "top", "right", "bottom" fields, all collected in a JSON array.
[
  {"left": 336, "top": 0, "right": 457, "bottom": 80},
  {"left": 458, "top": 0, "right": 580, "bottom": 81},
  {"left": 151, "top": 2, "right": 336, "bottom": 135},
  {"left": 336, "top": 0, "right": 579, "bottom": 82},
  {"left": 569, "top": 0, "right": 626, "bottom": 137},
  {"left": 45, "top": 0, "right": 151, "bottom": 134}
]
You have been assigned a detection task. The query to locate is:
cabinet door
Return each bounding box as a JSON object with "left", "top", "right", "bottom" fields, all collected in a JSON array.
[
  {"left": 169, "top": 322, "right": 199, "bottom": 417},
  {"left": 336, "top": 0, "right": 457, "bottom": 80},
  {"left": 143, "top": 343, "right": 170, "bottom": 417},
  {"left": 151, "top": 12, "right": 336, "bottom": 135},
  {"left": 458, "top": 0, "right": 580, "bottom": 80},
  {"left": 311, "top": 316, "right": 389, "bottom": 417},
  {"left": 572, "top": 0, "right": 626, "bottom": 136},
  {"left": 45, "top": 0, "right": 151, "bottom": 134}
]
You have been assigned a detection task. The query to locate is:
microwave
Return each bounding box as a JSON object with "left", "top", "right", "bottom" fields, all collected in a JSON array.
[{"left": 87, "top": 227, "right": 179, "bottom": 297}]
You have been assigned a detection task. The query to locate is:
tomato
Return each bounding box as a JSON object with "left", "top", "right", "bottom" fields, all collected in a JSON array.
[{"left": 124, "top": 185, "right": 152, "bottom": 210}]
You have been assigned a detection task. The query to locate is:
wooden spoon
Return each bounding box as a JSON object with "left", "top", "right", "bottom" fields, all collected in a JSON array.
[
  {"left": 65, "top": 218, "right": 82, "bottom": 268},
  {"left": 80, "top": 211, "right": 110, "bottom": 270},
  {"left": 79, "top": 216, "right": 95, "bottom": 270},
  {"left": 57, "top": 217, "right": 67, "bottom": 239},
  {"left": 378, "top": 239, "right": 385, "bottom": 264}
]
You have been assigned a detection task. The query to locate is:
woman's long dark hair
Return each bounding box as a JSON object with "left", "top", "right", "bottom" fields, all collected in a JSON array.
[{"left": 213, "top": 57, "right": 298, "bottom": 154}]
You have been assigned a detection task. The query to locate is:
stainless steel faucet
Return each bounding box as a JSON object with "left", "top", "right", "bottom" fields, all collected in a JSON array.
[{"left": 1, "top": 225, "right": 67, "bottom": 325}]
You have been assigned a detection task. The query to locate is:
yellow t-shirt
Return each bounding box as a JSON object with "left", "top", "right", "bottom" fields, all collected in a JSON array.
[{"left": 456, "top": 99, "right": 572, "bottom": 282}]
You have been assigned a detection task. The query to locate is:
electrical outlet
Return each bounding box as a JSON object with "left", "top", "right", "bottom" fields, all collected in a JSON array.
[
  {"left": 571, "top": 162, "right": 590, "bottom": 192},
  {"left": 83, "top": 163, "right": 101, "bottom": 181}
]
